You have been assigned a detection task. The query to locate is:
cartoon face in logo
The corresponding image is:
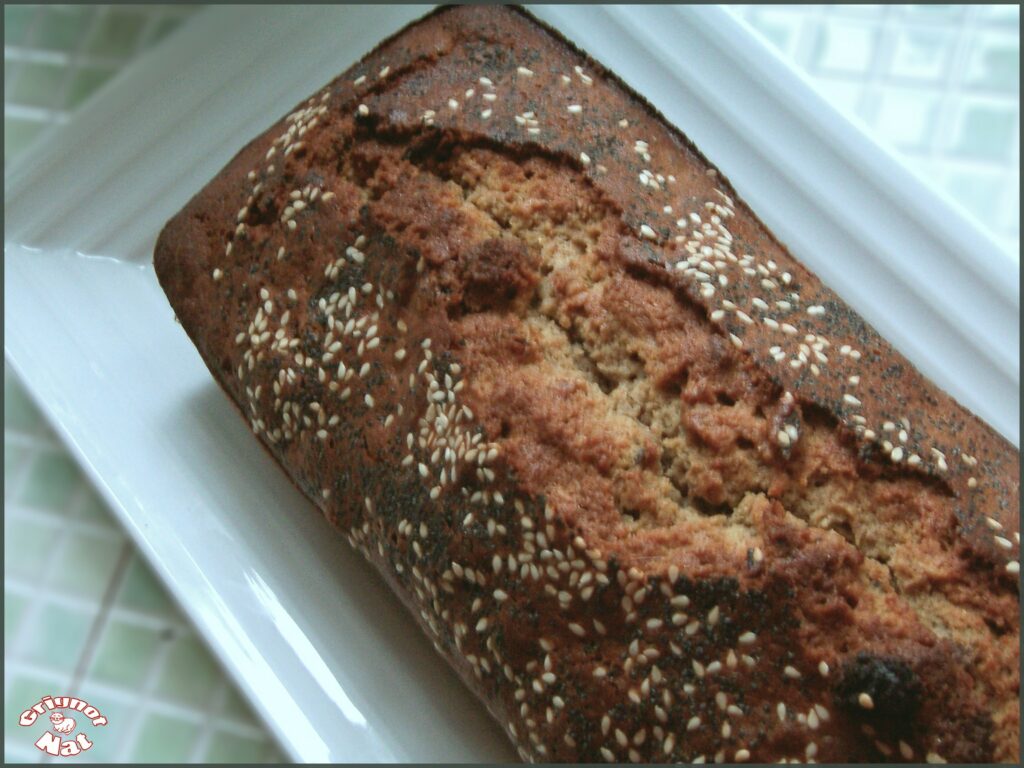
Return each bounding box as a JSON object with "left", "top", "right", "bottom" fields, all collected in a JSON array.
[
  {"left": 49, "top": 712, "right": 77, "bottom": 735},
  {"left": 18, "top": 696, "right": 107, "bottom": 757}
]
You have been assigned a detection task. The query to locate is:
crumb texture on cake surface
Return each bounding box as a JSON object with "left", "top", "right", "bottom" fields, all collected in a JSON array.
[{"left": 154, "top": 5, "right": 1019, "bottom": 763}]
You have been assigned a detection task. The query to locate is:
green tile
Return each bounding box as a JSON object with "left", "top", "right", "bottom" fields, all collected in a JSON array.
[
  {"left": 4, "top": 671, "right": 63, "bottom": 739},
  {"left": 130, "top": 712, "right": 200, "bottom": 763},
  {"left": 18, "top": 449, "right": 82, "bottom": 511},
  {"left": 77, "top": 488, "right": 117, "bottom": 527},
  {"left": 155, "top": 634, "right": 220, "bottom": 708},
  {"left": 902, "top": 156, "right": 943, "bottom": 189},
  {"left": 66, "top": 66, "right": 116, "bottom": 109},
  {"left": 4, "top": 441, "right": 29, "bottom": 487},
  {"left": 4, "top": 117, "right": 44, "bottom": 163},
  {"left": 943, "top": 170, "right": 1003, "bottom": 225},
  {"left": 3, "top": 742, "right": 39, "bottom": 765},
  {"left": 874, "top": 88, "right": 940, "bottom": 149},
  {"left": 4, "top": 5, "right": 37, "bottom": 46},
  {"left": 889, "top": 28, "right": 953, "bottom": 81},
  {"left": 4, "top": 516, "right": 56, "bottom": 580},
  {"left": 4, "top": 373, "right": 45, "bottom": 433},
  {"left": 63, "top": 688, "right": 133, "bottom": 763},
  {"left": 815, "top": 80, "right": 865, "bottom": 121},
  {"left": 953, "top": 104, "right": 1017, "bottom": 161},
  {"left": 967, "top": 40, "right": 1019, "bottom": 92},
  {"left": 86, "top": 9, "right": 146, "bottom": 58},
  {"left": 831, "top": 4, "right": 884, "bottom": 15},
  {"left": 21, "top": 601, "right": 93, "bottom": 673},
  {"left": 10, "top": 61, "right": 68, "bottom": 110},
  {"left": 30, "top": 6, "right": 94, "bottom": 52},
  {"left": 205, "top": 730, "right": 274, "bottom": 763},
  {"left": 89, "top": 620, "right": 164, "bottom": 688},
  {"left": 751, "top": 16, "right": 797, "bottom": 54},
  {"left": 117, "top": 554, "right": 178, "bottom": 617},
  {"left": 902, "top": 4, "right": 964, "bottom": 19},
  {"left": 5, "top": 589, "right": 28, "bottom": 647},
  {"left": 815, "top": 20, "right": 878, "bottom": 74},
  {"left": 46, "top": 532, "right": 123, "bottom": 601},
  {"left": 148, "top": 15, "right": 188, "bottom": 47},
  {"left": 981, "top": 5, "right": 1019, "bottom": 23},
  {"left": 220, "top": 685, "right": 262, "bottom": 729}
]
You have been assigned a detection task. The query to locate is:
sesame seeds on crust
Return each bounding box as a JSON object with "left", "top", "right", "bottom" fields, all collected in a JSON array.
[{"left": 154, "top": 5, "right": 1018, "bottom": 764}]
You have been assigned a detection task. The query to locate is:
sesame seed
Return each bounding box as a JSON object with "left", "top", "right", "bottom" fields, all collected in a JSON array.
[
  {"left": 994, "top": 536, "right": 1012, "bottom": 549},
  {"left": 858, "top": 692, "right": 874, "bottom": 710},
  {"left": 1007, "top": 560, "right": 1019, "bottom": 574},
  {"left": 843, "top": 394, "right": 862, "bottom": 407},
  {"left": 357, "top": 104, "right": 369, "bottom": 116},
  {"left": 517, "top": 66, "right": 534, "bottom": 77},
  {"left": 567, "top": 104, "right": 582, "bottom": 114},
  {"left": 735, "top": 749, "right": 750, "bottom": 762},
  {"left": 818, "top": 660, "right": 830, "bottom": 676},
  {"left": 212, "top": 268, "right": 223, "bottom": 280},
  {"left": 784, "top": 665, "right": 801, "bottom": 679},
  {"left": 738, "top": 631, "right": 756, "bottom": 645},
  {"left": 640, "top": 224, "right": 657, "bottom": 240},
  {"left": 686, "top": 716, "right": 701, "bottom": 731}
]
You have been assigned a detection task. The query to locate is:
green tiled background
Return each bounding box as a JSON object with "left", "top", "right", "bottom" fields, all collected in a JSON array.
[
  {"left": 5, "top": 9, "right": 287, "bottom": 763},
  {"left": 4, "top": 4, "right": 1019, "bottom": 764},
  {"left": 733, "top": 3, "right": 1019, "bottom": 259}
]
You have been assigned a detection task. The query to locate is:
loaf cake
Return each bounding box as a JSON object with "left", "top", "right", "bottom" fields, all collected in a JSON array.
[{"left": 154, "top": 6, "right": 1020, "bottom": 763}]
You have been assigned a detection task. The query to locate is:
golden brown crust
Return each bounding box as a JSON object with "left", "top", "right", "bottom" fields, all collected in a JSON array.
[{"left": 154, "top": 5, "right": 1019, "bottom": 763}]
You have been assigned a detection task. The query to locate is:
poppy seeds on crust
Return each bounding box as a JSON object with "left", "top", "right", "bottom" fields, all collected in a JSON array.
[{"left": 153, "top": 5, "right": 1019, "bottom": 764}]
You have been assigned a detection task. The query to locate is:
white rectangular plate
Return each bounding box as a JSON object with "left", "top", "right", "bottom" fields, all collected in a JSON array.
[{"left": 5, "top": 4, "right": 1018, "bottom": 763}]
